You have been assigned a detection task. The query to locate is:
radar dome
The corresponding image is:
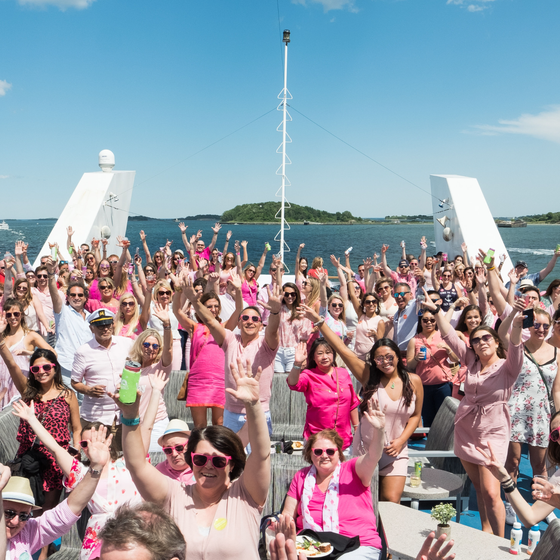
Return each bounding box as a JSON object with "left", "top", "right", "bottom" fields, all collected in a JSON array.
[{"left": 99, "top": 150, "right": 115, "bottom": 172}]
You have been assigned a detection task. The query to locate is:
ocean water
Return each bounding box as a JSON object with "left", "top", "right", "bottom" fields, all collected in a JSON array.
[{"left": 1, "top": 220, "right": 559, "bottom": 288}]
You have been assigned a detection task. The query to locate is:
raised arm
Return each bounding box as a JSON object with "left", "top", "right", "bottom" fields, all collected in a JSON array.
[
  {"left": 355, "top": 396, "right": 386, "bottom": 486},
  {"left": 505, "top": 269, "right": 520, "bottom": 307},
  {"left": 497, "top": 299, "right": 524, "bottom": 347},
  {"left": 400, "top": 240, "right": 406, "bottom": 260},
  {"left": 418, "top": 237, "right": 427, "bottom": 269},
  {"left": 228, "top": 359, "right": 270, "bottom": 506},
  {"left": 109, "top": 389, "right": 170, "bottom": 505},
  {"left": 222, "top": 230, "right": 232, "bottom": 257},
  {"left": 113, "top": 237, "right": 131, "bottom": 289},
  {"left": 380, "top": 244, "right": 393, "bottom": 278},
  {"left": 178, "top": 222, "right": 190, "bottom": 253},
  {"left": 140, "top": 230, "right": 152, "bottom": 264},
  {"left": 483, "top": 252, "right": 507, "bottom": 316},
  {"left": 300, "top": 303, "right": 368, "bottom": 386},
  {"left": 0, "top": 326, "right": 28, "bottom": 395},
  {"left": 14, "top": 241, "right": 25, "bottom": 276},
  {"left": 431, "top": 258, "right": 440, "bottom": 291},
  {"left": 184, "top": 278, "right": 226, "bottom": 346},
  {"left": 330, "top": 255, "right": 348, "bottom": 303},
  {"left": 208, "top": 223, "right": 221, "bottom": 251},
  {"left": 294, "top": 243, "right": 305, "bottom": 282},
  {"left": 139, "top": 284, "right": 153, "bottom": 331},
  {"left": 44, "top": 257, "right": 63, "bottom": 314},
  {"left": 538, "top": 248, "right": 560, "bottom": 282},
  {"left": 152, "top": 303, "right": 173, "bottom": 368},
  {"left": 224, "top": 272, "right": 244, "bottom": 331},
  {"left": 140, "top": 370, "right": 169, "bottom": 453},
  {"left": 254, "top": 243, "right": 268, "bottom": 281},
  {"left": 240, "top": 240, "right": 249, "bottom": 269},
  {"left": 318, "top": 271, "right": 329, "bottom": 309},
  {"left": 263, "top": 284, "right": 282, "bottom": 351},
  {"left": 11, "top": 400, "right": 74, "bottom": 476}
]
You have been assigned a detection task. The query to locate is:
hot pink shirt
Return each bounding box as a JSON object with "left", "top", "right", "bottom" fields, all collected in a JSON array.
[
  {"left": 156, "top": 459, "right": 196, "bottom": 485},
  {"left": 287, "top": 458, "right": 382, "bottom": 549},
  {"left": 287, "top": 367, "right": 360, "bottom": 449},
  {"left": 221, "top": 329, "right": 277, "bottom": 413}
]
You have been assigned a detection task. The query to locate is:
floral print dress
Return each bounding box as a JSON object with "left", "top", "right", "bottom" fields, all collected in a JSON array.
[
  {"left": 508, "top": 349, "right": 558, "bottom": 448},
  {"left": 64, "top": 457, "right": 142, "bottom": 559}
]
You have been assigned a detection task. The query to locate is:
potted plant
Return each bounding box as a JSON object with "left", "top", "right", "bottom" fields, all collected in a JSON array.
[{"left": 430, "top": 503, "right": 456, "bottom": 540}]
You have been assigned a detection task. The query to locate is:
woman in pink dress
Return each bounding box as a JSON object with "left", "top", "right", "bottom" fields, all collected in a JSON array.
[
  {"left": 239, "top": 243, "right": 268, "bottom": 306},
  {"left": 85, "top": 278, "right": 119, "bottom": 314},
  {"left": 176, "top": 287, "right": 243, "bottom": 429},
  {"left": 422, "top": 292, "right": 524, "bottom": 537},
  {"left": 300, "top": 304, "right": 423, "bottom": 504}
]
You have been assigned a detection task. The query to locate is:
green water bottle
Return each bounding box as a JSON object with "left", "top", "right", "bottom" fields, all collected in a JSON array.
[{"left": 119, "top": 360, "right": 142, "bottom": 404}]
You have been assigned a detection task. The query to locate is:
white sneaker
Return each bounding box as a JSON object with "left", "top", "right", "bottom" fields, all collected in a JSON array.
[{"left": 505, "top": 502, "right": 516, "bottom": 525}]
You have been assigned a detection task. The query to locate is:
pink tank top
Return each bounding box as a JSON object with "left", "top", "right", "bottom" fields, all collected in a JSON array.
[
  {"left": 241, "top": 280, "right": 258, "bottom": 306},
  {"left": 377, "top": 386, "right": 416, "bottom": 447},
  {"left": 189, "top": 323, "right": 225, "bottom": 373}
]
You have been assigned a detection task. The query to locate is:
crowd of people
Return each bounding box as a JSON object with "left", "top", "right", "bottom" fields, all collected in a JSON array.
[{"left": 1, "top": 224, "right": 560, "bottom": 560}]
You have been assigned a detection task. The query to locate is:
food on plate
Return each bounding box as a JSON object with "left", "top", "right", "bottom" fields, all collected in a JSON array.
[
  {"left": 295, "top": 536, "right": 333, "bottom": 557},
  {"left": 292, "top": 441, "right": 304, "bottom": 449}
]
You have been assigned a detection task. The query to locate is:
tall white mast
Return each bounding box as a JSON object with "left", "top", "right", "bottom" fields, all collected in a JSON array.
[{"left": 275, "top": 29, "right": 292, "bottom": 269}]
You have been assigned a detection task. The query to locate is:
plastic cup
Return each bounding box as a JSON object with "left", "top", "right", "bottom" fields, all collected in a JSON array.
[{"left": 533, "top": 475, "right": 552, "bottom": 500}]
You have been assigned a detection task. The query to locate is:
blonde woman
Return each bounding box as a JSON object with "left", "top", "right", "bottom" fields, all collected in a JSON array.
[
  {"left": 86, "top": 277, "right": 119, "bottom": 314},
  {"left": 307, "top": 256, "right": 328, "bottom": 280},
  {"left": 114, "top": 293, "right": 142, "bottom": 339},
  {"left": 140, "top": 279, "right": 182, "bottom": 370},
  {"left": 129, "top": 303, "right": 173, "bottom": 451}
]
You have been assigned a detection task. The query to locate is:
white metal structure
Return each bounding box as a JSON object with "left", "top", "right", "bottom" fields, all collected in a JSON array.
[
  {"left": 430, "top": 175, "right": 512, "bottom": 281},
  {"left": 33, "top": 151, "right": 135, "bottom": 267},
  {"left": 274, "top": 30, "right": 292, "bottom": 269}
]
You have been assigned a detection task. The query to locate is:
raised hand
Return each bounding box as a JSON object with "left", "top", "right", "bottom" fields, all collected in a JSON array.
[
  {"left": 182, "top": 275, "right": 199, "bottom": 303},
  {"left": 84, "top": 425, "right": 112, "bottom": 469},
  {"left": 461, "top": 242, "right": 468, "bottom": 253},
  {"left": 299, "top": 243, "right": 305, "bottom": 250},
  {"left": 149, "top": 369, "right": 170, "bottom": 393},
  {"left": 0, "top": 312, "right": 7, "bottom": 334},
  {"left": 297, "top": 302, "right": 321, "bottom": 324},
  {"left": 294, "top": 341, "right": 307, "bottom": 365},
  {"left": 363, "top": 394, "right": 386, "bottom": 432},
  {"left": 400, "top": 240, "right": 406, "bottom": 248},
  {"left": 101, "top": 238, "right": 108, "bottom": 247},
  {"left": 317, "top": 271, "right": 328, "bottom": 285},
  {"left": 381, "top": 244, "right": 389, "bottom": 254},
  {"left": 229, "top": 270, "right": 242, "bottom": 290},
  {"left": 226, "top": 359, "right": 261, "bottom": 405},
  {"left": 508, "top": 268, "right": 519, "bottom": 285},
  {"left": 189, "top": 234, "right": 197, "bottom": 246},
  {"left": 153, "top": 302, "right": 170, "bottom": 324},
  {"left": 67, "top": 226, "right": 75, "bottom": 237},
  {"left": 139, "top": 230, "right": 146, "bottom": 241},
  {"left": 211, "top": 223, "right": 222, "bottom": 234},
  {"left": 329, "top": 254, "right": 340, "bottom": 268},
  {"left": 226, "top": 230, "right": 232, "bottom": 241},
  {"left": 107, "top": 386, "right": 141, "bottom": 419},
  {"left": 15, "top": 241, "right": 24, "bottom": 256},
  {"left": 178, "top": 222, "right": 187, "bottom": 233},
  {"left": 263, "top": 284, "right": 283, "bottom": 314},
  {"left": 45, "top": 256, "right": 56, "bottom": 275},
  {"left": 241, "top": 240, "right": 248, "bottom": 248},
  {"left": 421, "top": 287, "right": 438, "bottom": 312},
  {"left": 91, "top": 237, "right": 100, "bottom": 248},
  {"left": 415, "top": 532, "right": 456, "bottom": 560},
  {"left": 196, "top": 230, "right": 203, "bottom": 239},
  {"left": 12, "top": 399, "right": 37, "bottom": 424},
  {"left": 363, "top": 257, "right": 373, "bottom": 270}
]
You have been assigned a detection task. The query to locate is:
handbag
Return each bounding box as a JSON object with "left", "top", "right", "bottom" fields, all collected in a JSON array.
[
  {"left": 526, "top": 349, "right": 556, "bottom": 413},
  {"left": 177, "top": 372, "right": 190, "bottom": 401}
]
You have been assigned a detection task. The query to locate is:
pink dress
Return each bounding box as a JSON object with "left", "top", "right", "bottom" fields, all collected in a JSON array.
[
  {"left": 287, "top": 367, "right": 360, "bottom": 449},
  {"left": 186, "top": 323, "right": 226, "bottom": 408},
  {"left": 241, "top": 279, "right": 258, "bottom": 306},
  {"left": 85, "top": 299, "right": 119, "bottom": 314},
  {"left": 354, "top": 315, "right": 383, "bottom": 361},
  {"left": 376, "top": 387, "right": 416, "bottom": 476},
  {"left": 443, "top": 328, "right": 524, "bottom": 465}
]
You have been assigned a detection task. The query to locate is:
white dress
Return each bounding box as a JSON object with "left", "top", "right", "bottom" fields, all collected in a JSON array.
[
  {"left": 24, "top": 302, "right": 39, "bottom": 332},
  {"left": 0, "top": 334, "right": 30, "bottom": 409}
]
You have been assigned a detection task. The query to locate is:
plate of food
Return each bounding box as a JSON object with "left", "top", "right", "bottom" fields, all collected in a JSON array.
[
  {"left": 292, "top": 440, "right": 304, "bottom": 450},
  {"left": 295, "top": 536, "right": 333, "bottom": 558}
]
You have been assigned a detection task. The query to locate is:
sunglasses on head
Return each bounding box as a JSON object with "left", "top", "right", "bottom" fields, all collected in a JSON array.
[
  {"left": 143, "top": 342, "right": 160, "bottom": 350},
  {"left": 4, "top": 510, "right": 32, "bottom": 522},
  {"left": 241, "top": 314, "right": 261, "bottom": 323},
  {"left": 470, "top": 333, "right": 493, "bottom": 346},
  {"left": 163, "top": 444, "right": 186, "bottom": 455},
  {"left": 191, "top": 452, "right": 231, "bottom": 469},
  {"left": 6, "top": 312, "right": 21, "bottom": 318},
  {"left": 533, "top": 322, "right": 550, "bottom": 331},
  {"left": 550, "top": 427, "right": 560, "bottom": 443},
  {"left": 30, "top": 363, "right": 56, "bottom": 374},
  {"left": 158, "top": 290, "right": 172, "bottom": 296},
  {"left": 394, "top": 292, "right": 410, "bottom": 298},
  {"left": 312, "top": 448, "right": 337, "bottom": 457}
]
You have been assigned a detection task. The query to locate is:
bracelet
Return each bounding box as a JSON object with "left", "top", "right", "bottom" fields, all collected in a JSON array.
[
  {"left": 313, "top": 318, "right": 325, "bottom": 327},
  {"left": 467, "top": 289, "right": 473, "bottom": 293},
  {"left": 487, "top": 266, "right": 496, "bottom": 271},
  {"left": 48, "top": 273, "right": 55, "bottom": 278},
  {"left": 120, "top": 414, "right": 140, "bottom": 427},
  {"left": 292, "top": 364, "right": 302, "bottom": 370},
  {"left": 270, "top": 311, "right": 279, "bottom": 315},
  {"left": 163, "top": 325, "right": 172, "bottom": 330},
  {"left": 88, "top": 466, "right": 102, "bottom": 478},
  {"left": 503, "top": 482, "right": 517, "bottom": 493},
  {"left": 175, "top": 287, "right": 183, "bottom": 293},
  {"left": 352, "top": 425, "right": 359, "bottom": 429},
  {"left": 433, "top": 305, "right": 441, "bottom": 314}
]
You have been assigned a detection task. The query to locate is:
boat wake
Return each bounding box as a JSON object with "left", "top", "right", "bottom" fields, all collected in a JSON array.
[{"left": 508, "top": 247, "right": 555, "bottom": 256}]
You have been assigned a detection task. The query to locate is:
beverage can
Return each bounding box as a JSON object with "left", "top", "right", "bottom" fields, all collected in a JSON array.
[
  {"left": 82, "top": 266, "right": 87, "bottom": 274},
  {"left": 119, "top": 360, "right": 142, "bottom": 404},
  {"left": 51, "top": 246, "right": 57, "bottom": 260},
  {"left": 484, "top": 248, "right": 495, "bottom": 265},
  {"left": 275, "top": 442, "right": 282, "bottom": 454},
  {"left": 556, "top": 244, "right": 560, "bottom": 252},
  {"left": 419, "top": 346, "right": 427, "bottom": 361},
  {"left": 442, "top": 253, "right": 447, "bottom": 261},
  {"left": 265, "top": 242, "right": 271, "bottom": 251},
  {"left": 414, "top": 460, "right": 422, "bottom": 479}
]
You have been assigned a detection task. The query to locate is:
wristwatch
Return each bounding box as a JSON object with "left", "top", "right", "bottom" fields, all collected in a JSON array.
[{"left": 88, "top": 467, "right": 102, "bottom": 478}]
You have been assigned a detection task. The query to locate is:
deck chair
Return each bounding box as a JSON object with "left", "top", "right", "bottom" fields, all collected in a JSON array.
[{"left": 0, "top": 404, "right": 20, "bottom": 465}]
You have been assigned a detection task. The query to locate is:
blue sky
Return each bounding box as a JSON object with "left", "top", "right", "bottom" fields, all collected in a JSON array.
[{"left": 1, "top": 0, "right": 559, "bottom": 219}]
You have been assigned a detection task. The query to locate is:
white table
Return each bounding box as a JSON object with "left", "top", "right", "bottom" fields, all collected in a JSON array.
[
  {"left": 401, "top": 466, "right": 464, "bottom": 520},
  {"left": 378, "top": 501, "right": 530, "bottom": 559}
]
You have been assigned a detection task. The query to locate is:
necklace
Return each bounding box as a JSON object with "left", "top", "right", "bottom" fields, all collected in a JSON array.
[{"left": 390, "top": 381, "right": 395, "bottom": 389}]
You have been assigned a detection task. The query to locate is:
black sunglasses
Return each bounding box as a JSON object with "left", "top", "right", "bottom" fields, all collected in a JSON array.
[{"left": 4, "top": 510, "right": 32, "bottom": 522}]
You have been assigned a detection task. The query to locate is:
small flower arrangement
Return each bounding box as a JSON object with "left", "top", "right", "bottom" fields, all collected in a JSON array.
[{"left": 431, "top": 503, "right": 456, "bottom": 527}]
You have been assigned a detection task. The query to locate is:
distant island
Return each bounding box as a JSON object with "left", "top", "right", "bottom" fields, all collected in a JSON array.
[
  {"left": 220, "top": 202, "right": 363, "bottom": 224},
  {"left": 384, "top": 214, "right": 432, "bottom": 222},
  {"left": 517, "top": 212, "right": 560, "bottom": 224},
  {"left": 177, "top": 214, "right": 221, "bottom": 221}
]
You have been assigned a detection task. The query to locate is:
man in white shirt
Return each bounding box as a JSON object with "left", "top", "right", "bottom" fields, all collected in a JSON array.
[
  {"left": 46, "top": 257, "right": 92, "bottom": 386},
  {"left": 71, "top": 309, "right": 133, "bottom": 426}
]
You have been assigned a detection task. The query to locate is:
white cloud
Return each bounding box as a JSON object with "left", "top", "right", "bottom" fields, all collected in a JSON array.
[
  {"left": 0, "top": 175, "right": 9, "bottom": 180},
  {"left": 0, "top": 80, "right": 12, "bottom": 96},
  {"left": 292, "top": 0, "right": 358, "bottom": 13},
  {"left": 448, "top": 0, "right": 496, "bottom": 12},
  {"left": 470, "top": 106, "right": 560, "bottom": 144},
  {"left": 467, "top": 4, "right": 486, "bottom": 11},
  {"left": 18, "top": 0, "right": 96, "bottom": 9}
]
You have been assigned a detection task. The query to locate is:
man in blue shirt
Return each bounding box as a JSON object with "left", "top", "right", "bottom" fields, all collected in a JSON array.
[{"left": 505, "top": 250, "right": 560, "bottom": 293}]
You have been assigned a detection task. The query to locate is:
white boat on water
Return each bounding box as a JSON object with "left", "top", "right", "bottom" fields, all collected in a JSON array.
[{"left": 0, "top": 221, "right": 9, "bottom": 230}]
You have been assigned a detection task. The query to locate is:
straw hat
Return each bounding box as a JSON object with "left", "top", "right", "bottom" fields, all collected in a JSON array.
[
  {"left": 157, "top": 419, "right": 191, "bottom": 447},
  {"left": 2, "top": 476, "right": 42, "bottom": 510}
]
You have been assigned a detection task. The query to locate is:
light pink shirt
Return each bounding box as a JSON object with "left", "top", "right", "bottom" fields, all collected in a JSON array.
[
  {"left": 278, "top": 305, "right": 313, "bottom": 348},
  {"left": 138, "top": 361, "right": 172, "bottom": 423},
  {"left": 32, "top": 286, "right": 64, "bottom": 336},
  {"left": 71, "top": 336, "right": 134, "bottom": 424},
  {"left": 155, "top": 459, "right": 196, "bottom": 485},
  {"left": 7, "top": 500, "right": 79, "bottom": 559},
  {"left": 221, "top": 329, "right": 277, "bottom": 413}
]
